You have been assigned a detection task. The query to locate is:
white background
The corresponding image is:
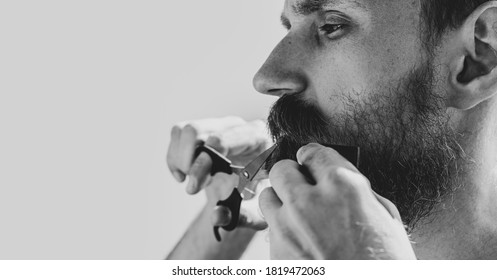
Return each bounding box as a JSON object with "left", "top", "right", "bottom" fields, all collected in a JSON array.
[{"left": 0, "top": 0, "right": 284, "bottom": 259}]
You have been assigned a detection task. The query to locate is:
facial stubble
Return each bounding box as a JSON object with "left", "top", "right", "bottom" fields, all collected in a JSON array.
[{"left": 266, "top": 62, "right": 466, "bottom": 232}]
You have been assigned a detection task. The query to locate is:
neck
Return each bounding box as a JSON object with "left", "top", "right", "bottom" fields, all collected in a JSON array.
[{"left": 411, "top": 100, "right": 497, "bottom": 259}]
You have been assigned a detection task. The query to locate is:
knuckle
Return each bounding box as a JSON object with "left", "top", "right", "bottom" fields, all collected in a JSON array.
[
  {"left": 359, "top": 174, "right": 371, "bottom": 189},
  {"left": 297, "top": 143, "right": 325, "bottom": 163},
  {"left": 205, "top": 133, "right": 221, "bottom": 144},
  {"left": 268, "top": 160, "right": 290, "bottom": 182},
  {"left": 190, "top": 153, "right": 210, "bottom": 173},
  {"left": 205, "top": 134, "right": 227, "bottom": 154},
  {"left": 327, "top": 166, "right": 350, "bottom": 185},
  {"left": 170, "top": 125, "right": 181, "bottom": 138},
  {"left": 182, "top": 124, "right": 199, "bottom": 137},
  {"left": 324, "top": 167, "right": 363, "bottom": 195}
]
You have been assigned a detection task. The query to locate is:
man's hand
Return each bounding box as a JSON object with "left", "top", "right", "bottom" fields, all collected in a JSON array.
[
  {"left": 259, "top": 143, "right": 416, "bottom": 259},
  {"left": 167, "top": 116, "right": 272, "bottom": 228}
]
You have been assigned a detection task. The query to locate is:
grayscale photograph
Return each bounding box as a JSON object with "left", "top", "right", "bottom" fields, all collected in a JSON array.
[{"left": 2, "top": 0, "right": 497, "bottom": 263}]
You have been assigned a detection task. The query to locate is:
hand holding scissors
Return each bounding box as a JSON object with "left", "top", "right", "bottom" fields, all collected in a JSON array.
[
  {"left": 195, "top": 143, "right": 360, "bottom": 241},
  {"left": 195, "top": 144, "right": 276, "bottom": 241}
]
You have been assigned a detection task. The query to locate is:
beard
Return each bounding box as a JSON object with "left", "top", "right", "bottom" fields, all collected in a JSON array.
[{"left": 265, "top": 62, "right": 466, "bottom": 232}]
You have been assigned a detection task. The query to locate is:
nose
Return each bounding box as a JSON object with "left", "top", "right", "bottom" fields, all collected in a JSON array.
[{"left": 253, "top": 36, "right": 307, "bottom": 97}]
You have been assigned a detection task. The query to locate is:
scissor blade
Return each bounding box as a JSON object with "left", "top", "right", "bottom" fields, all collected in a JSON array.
[{"left": 239, "top": 145, "right": 276, "bottom": 184}]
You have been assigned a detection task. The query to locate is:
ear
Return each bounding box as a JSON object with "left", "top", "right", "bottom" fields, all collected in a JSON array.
[{"left": 448, "top": 1, "right": 497, "bottom": 110}]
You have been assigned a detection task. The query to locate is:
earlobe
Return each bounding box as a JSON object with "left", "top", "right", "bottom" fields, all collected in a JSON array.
[{"left": 448, "top": 3, "right": 497, "bottom": 110}]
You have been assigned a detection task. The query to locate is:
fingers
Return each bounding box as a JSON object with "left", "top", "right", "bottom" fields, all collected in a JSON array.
[
  {"left": 167, "top": 125, "right": 186, "bottom": 182},
  {"left": 211, "top": 119, "right": 270, "bottom": 157},
  {"left": 177, "top": 125, "right": 202, "bottom": 174},
  {"left": 268, "top": 160, "right": 309, "bottom": 204},
  {"left": 296, "top": 143, "right": 402, "bottom": 224},
  {"left": 175, "top": 116, "right": 245, "bottom": 135},
  {"left": 186, "top": 152, "right": 213, "bottom": 194},
  {"left": 259, "top": 187, "right": 282, "bottom": 222},
  {"left": 167, "top": 117, "right": 272, "bottom": 198},
  {"left": 166, "top": 124, "right": 197, "bottom": 182},
  {"left": 166, "top": 116, "right": 245, "bottom": 183},
  {"left": 296, "top": 143, "right": 358, "bottom": 182}
]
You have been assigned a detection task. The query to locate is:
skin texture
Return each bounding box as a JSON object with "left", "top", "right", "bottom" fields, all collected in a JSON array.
[
  {"left": 253, "top": 0, "right": 424, "bottom": 117},
  {"left": 168, "top": 0, "right": 497, "bottom": 259},
  {"left": 260, "top": 143, "right": 416, "bottom": 259},
  {"left": 166, "top": 117, "right": 273, "bottom": 259},
  {"left": 251, "top": 0, "right": 425, "bottom": 259}
]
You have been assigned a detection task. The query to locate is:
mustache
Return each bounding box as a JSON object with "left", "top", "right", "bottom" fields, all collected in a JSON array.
[
  {"left": 262, "top": 63, "right": 468, "bottom": 233},
  {"left": 265, "top": 93, "right": 338, "bottom": 169},
  {"left": 267, "top": 93, "right": 331, "bottom": 144}
]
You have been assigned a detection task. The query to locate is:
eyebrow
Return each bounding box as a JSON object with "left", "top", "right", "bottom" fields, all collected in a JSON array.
[
  {"left": 280, "top": 0, "right": 365, "bottom": 29},
  {"left": 293, "top": 0, "right": 332, "bottom": 15}
]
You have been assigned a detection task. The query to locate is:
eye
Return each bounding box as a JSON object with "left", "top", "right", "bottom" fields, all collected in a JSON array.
[{"left": 319, "top": 24, "right": 345, "bottom": 36}]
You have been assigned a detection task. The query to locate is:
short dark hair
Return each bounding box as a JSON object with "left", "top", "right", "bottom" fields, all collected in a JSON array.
[{"left": 422, "top": 0, "right": 488, "bottom": 44}]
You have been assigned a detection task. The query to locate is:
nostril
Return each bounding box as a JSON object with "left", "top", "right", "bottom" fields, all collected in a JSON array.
[
  {"left": 267, "top": 89, "right": 284, "bottom": 95},
  {"left": 266, "top": 88, "right": 298, "bottom": 97}
]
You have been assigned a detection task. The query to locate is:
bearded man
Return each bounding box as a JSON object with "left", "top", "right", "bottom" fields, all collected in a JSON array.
[{"left": 166, "top": 0, "right": 497, "bottom": 259}]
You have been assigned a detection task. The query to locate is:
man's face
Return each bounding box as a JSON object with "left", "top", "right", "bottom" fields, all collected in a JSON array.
[
  {"left": 254, "top": 0, "right": 465, "bottom": 230},
  {"left": 254, "top": 0, "right": 425, "bottom": 118}
]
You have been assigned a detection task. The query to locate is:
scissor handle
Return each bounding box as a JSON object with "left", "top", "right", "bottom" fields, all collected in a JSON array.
[
  {"left": 213, "top": 188, "right": 243, "bottom": 242},
  {"left": 194, "top": 145, "right": 233, "bottom": 176}
]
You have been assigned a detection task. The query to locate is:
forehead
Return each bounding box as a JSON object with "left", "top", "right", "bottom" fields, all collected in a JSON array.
[
  {"left": 283, "top": 0, "right": 419, "bottom": 17},
  {"left": 282, "top": 0, "right": 422, "bottom": 42},
  {"left": 285, "top": 0, "right": 368, "bottom": 15}
]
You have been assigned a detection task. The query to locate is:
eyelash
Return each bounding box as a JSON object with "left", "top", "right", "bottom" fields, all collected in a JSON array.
[{"left": 319, "top": 24, "right": 345, "bottom": 37}]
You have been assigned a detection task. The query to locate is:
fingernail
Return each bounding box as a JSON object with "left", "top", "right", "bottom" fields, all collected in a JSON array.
[
  {"left": 296, "top": 147, "right": 305, "bottom": 164},
  {"left": 186, "top": 178, "right": 197, "bottom": 194}
]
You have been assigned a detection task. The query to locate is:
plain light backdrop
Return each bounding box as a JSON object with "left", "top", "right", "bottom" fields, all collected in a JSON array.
[{"left": 0, "top": 1, "right": 285, "bottom": 259}]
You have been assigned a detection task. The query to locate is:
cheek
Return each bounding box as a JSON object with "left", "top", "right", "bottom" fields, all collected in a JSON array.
[
  {"left": 308, "top": 40, "right": 422, "bottom": 118},
  {"left": 308, "top": 49, "right": 386, "bottom": 117},
  {"left": 302, "top": 0, "right": 424, "bottom": 118}
]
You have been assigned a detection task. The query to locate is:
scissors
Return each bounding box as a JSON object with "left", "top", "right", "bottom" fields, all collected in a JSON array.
[
  {"left": 195, "top": 143, "right": 360, "bottom": 242},
  {"left": 194, "top": 144, "right": 276, "bottom": 241}
]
